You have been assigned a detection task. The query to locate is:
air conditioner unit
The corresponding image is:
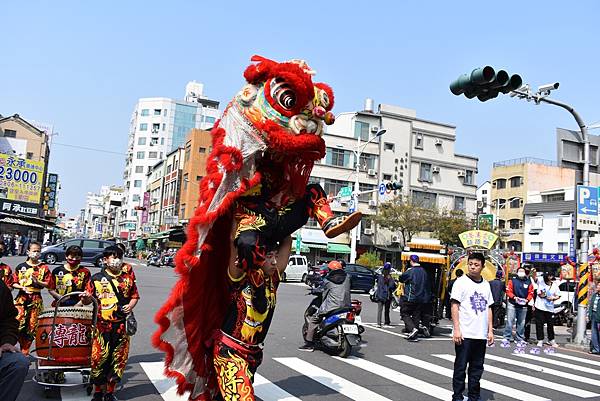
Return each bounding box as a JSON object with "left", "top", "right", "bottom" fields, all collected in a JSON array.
[
  {"left": 432, "top": 166, "right": 440, "bottom": 174},
  {"left": 368, "top": 199, "right": 377, "bottom": 207},
  {"left": 391, "top": 234, "right": 401, "bottom": 243},
  {"left": 364, "top": 228, "right": 374, "bottom": 235},
  {"left": 367, "top": 168, "right": 376, "bottom": 176},
  {"left": 457, "top": 170, "right": 466, "bottom": 177},
  {"left": 435, "top": 138, "right": 443, "bottom": 146},
  {"left": 370, "top": 126, "right": 380, "bottom": 133},
  {"left": 558, "top": 216, "right": 571, "bottom": 229}
]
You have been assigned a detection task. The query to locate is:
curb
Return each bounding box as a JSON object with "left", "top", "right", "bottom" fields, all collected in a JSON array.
[{"left": 563, "top": 342, "right": 590, "bottom": 352}]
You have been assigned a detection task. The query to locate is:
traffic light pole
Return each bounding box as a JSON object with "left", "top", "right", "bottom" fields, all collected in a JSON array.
[{"left": 512, "top": 89, "right": 590, "bottom": 344}]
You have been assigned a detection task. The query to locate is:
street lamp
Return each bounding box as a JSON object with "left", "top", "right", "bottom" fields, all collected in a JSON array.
[{"left": 346, "top": 128, "right": 386, "bottom": 263}]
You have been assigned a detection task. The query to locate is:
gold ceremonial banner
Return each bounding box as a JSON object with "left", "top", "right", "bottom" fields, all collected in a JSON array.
[
  {"left": 0, "top": 154, "right": 44, "bottom": 204},
  {"left": 458, "top": 230, "right": 498, "bottom": 249}
]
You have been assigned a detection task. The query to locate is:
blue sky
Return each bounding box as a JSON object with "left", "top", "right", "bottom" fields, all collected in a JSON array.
[{"left": 2, "top": 1, "right": 599, "bottom": 216}]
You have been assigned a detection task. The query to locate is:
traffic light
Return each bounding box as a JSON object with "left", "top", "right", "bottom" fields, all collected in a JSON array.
[
  {"left": 449, "top": 66, "right": 522, "bottom": 102},
  {"left": 386, "top": 181, "right": 402, "bottom": 191}
]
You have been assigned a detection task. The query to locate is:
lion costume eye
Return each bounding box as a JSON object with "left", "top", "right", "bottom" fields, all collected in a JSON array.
[{"left": 269, "top": 78, "right": 297, "bottom": 111}]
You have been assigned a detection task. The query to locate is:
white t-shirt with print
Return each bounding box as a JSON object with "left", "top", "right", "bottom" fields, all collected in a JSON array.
[
  {"left": 451, "top": 275, "right": 493, "bottom": 340},
  {"left": 534, "top": 277, "right": 561, "bottom": 312}
]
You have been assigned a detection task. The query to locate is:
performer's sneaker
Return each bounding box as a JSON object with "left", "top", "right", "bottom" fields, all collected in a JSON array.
[
  {"left": 103, "top": 394, "right": 118, "bottom": 401},
  {"left": 298, "top": 342, "right": 314, "bottom": 352},
  {"left": 322, "top": 212, "right": 362, "bottom": 238},
  {"left": 91, "top": 392, "right": 104, "bottom": 401}
]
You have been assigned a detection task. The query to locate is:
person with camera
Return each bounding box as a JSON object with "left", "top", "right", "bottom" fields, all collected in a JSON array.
[{"left": 534, "top": 269, "right": 560, "bottom": 347}]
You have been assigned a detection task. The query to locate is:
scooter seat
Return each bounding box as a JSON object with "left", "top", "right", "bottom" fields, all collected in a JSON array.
[{"left": 322, "top": 306, "right": 353, "bottom": 317}]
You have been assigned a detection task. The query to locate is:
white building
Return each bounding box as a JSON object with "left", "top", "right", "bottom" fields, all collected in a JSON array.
[
  {"left": 120, "top": 82, "right": 221, "bottom": 234},
  {"left": 83, "top": 192, "right": 104, "bottom": 238},
  {"left": 477, "top": 181, "right": 492, "bottom": 215}
]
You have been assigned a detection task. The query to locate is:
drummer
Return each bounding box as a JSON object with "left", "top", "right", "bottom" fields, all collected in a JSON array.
[
  {"left": 82, "top": 245, "right": 139, "bottom": 401},
  {"left": 0, "top": 240, "right": 14, "bottom": 288},
  {"left": 48, "top": 245, "right": 91, "bottom": 307},
  {"left": 11, "top": 241, "right": 50, "bottom": 356}
]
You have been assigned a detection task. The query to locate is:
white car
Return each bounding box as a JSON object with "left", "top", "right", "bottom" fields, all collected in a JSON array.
[{"left": 284, "top": 255, "right": 309, "bottom": 282}]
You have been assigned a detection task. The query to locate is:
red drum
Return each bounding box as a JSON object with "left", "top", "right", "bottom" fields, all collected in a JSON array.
[{"left": 35, "top": 307, "right": 93, "bottom": 367}]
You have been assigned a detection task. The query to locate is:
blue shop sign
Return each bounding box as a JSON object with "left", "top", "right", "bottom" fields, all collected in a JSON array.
[{"left": 522, "top": 253, "right": 575, "bottom": 263}]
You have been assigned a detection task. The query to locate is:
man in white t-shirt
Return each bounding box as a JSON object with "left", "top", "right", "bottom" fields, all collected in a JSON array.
[{"left": 450, "top": 252, "right": 494, "bottom": 401}]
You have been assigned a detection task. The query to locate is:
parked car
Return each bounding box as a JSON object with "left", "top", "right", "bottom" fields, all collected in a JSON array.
[
  {"left": 308, "top": 263, "right": 376, "bottom": 293},
  {"left": 283, "top": 255, "right": 309, "bottom": 282},
  {"left": 41, "top": 238, "right": 115, "bottom": 266}
]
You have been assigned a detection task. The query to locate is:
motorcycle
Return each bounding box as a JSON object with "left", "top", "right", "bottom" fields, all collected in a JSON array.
[
  {"left": 302, "top": 287, "right": 363, "bottom": 358},
  {"left": 553, "top": 302, "right": 574, "bottom": 327}
]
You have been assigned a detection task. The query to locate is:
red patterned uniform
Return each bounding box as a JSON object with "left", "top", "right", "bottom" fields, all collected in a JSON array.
[
  {"left": 86, "top": 269, "right": 139, "bottom": 385},
  {"left": 0, "top": 262, "right": 13, "bottom": 287},
  {"left": 13, "top": 262, "right": 50, "bottom": 354},
  {"left": 48, "top": 264, "right": 91, "bottom": 306}
]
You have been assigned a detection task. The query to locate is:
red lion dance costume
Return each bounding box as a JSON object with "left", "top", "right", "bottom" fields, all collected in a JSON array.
[{"left": 153, "top": 55, "right": 361, "bottom": 400}]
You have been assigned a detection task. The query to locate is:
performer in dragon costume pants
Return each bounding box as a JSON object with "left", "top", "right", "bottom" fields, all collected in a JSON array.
[{"left": 153, "top": 55, "right": 361, "bottom": 400}]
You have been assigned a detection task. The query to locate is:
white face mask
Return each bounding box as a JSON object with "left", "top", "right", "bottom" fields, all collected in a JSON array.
[
  {"left": 109, "top": 258, "right": 123, "bottom": 269},
  {"left": 517, "top": 272, "right": 526, "bottom": 278},
  {"left": 28, "top": 251, "right": 40, "bottom": 260}
]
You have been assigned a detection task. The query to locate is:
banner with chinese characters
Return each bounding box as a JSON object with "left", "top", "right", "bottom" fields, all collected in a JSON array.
[
  {"left": 458, "top": 230, "right": 498, "bottom": 249},
  {"left": 0, "top": 154, "right": 45, "bottom": 204}
]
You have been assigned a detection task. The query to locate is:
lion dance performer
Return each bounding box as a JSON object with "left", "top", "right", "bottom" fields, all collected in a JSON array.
[{"left": 153, "top": 55, "right": 361, "bottom": 400}]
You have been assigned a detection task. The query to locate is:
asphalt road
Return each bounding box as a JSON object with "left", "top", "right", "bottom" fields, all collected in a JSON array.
[{"left": 6, "top": 256, "right": 600, "bottom": 401}]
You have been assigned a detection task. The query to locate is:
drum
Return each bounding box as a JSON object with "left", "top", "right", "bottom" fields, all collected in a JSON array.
[{"left": 35, "top": 306, "right": 93, "bottom": 367}]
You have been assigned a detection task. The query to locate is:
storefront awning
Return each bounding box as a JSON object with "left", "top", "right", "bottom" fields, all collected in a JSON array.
[
  {"left": 401, "top": 251, "right": 447, "bottom": 264},
  {"left": 327, "top": 243, "right": 351, "bottom": 254},
  {"left": 149, "top": 231, "right": 170, "bottom": 239},
  {"left": 0, "top": 217, "right": 44, "bottom": 229},
  {"left": 307, "top": 243, "right": 327, "bottom": 250}
]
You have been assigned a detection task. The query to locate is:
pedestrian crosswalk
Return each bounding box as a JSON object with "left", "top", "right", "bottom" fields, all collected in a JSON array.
[{"left": 54, "top": 349, "right": 600, "bottom": 401}]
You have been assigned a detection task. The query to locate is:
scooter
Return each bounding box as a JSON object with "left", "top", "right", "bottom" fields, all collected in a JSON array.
[{"left": 302, "top": 287, "right": 362, "bottom": 358}]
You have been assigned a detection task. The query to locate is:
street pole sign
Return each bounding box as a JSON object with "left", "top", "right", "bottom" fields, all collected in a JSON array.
[
  {"left": 576, "top": 185, "right": 599, "bottom": 232},
  {"left": 295, "top": 234, "right": 301, "bottom": 255},
  {"left": 348, "top": 199, "right": 355, "bottom": 213},
  {"left": 478, "top": 214, "right": 494, "bottom": 228},
  {"left": 338, "top": 186, "right": 352, "bottom": 202}
]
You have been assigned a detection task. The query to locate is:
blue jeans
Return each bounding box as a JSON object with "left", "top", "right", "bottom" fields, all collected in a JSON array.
[
  {"left": 503, "top": 303, "right": 527, "bottom": 341},
  {"left": 0, "top": 351, "right": 30, "bottom": 401},
  {"left": 592, "top": 319, "right": 600, "bottom": 353}
]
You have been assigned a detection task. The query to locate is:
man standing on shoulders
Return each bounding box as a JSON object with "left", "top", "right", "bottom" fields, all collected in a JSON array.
[
  {"left": 399, "top": 255, "right": 431, "bottom": 341},
  {"left": 451, "top": 252, "right": 494, "bottom": 401},
  {"left": 0, "top": 279, "right": 30, "bottom": 401}
]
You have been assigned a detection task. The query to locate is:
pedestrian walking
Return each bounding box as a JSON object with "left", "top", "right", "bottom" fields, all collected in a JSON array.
[
  {"left": 9, "top": 236, "right": 16, "bottom": 256},
  {"left": 0, "top": 279, "right": 30, "bottom": 401},
  {"left": 451, "top": 252, "right": 494, "bottom": 401},
  {"left": 82, "top": 245, "right": 139, "bottom": 401},
  {"left": 445, "top": 269, "right": 463, "bottom": 319},
  {"left": 489, "top": 270, "right": 505, "bottom": 329},
  {"left": 0, "top": 241, "right": 14, "bottom": 288},
  {"left": 375, "top": 262, "right": 397, "bottom": 327},
  {"left": 503, "top": 266, "right": 533, "bottom": 344},
  {"left": 534, "top": 269, "right": 560, "bottom": 347},
  {"left": 588, "top": 282, "right": 600, "bottom": 354},
  {"left": 399, "top": 255, "right": 431, "bottom": 341},
  {"left": 11, "top": 242, "right": 50, "bottom": 355}
]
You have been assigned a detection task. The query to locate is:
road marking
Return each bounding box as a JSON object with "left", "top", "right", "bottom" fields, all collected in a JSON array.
[
  {"left": 433, "top": 354, "right": 599, "bottom": 398},
  {"left": 387, "top": 355, "right": 550, "bottom": 401},
  {"left": 273, "top": 357, "right": 392, "bottom": 401},
  {"left": 281, "top": 282, "right": 307, "bottom": 287},
  {"left": 517, "top": 353, "right": 600, "bottom": 375},
  {"left": 254, "top": 373, "right": 301, "bottom": 401},
  {"left": 550, "top": 352, "right": 600, "bottom": 367},
  {"left": 362, "top": 323, "right": 453, "bottom": 341},
  {"left": 485, "top": 354, "right": 600, "bottom": 387},
  {"left": 334, "top": 356, "right": 453, "bottom": 400},
  {"left": 140, "top": 361, "right": 188, "bottom": 400}
]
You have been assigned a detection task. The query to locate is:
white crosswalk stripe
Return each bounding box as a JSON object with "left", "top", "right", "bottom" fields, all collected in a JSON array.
[
  {"left": 550, "top": 352, "right": 600, "bottom": 367},
  {"left": 387, "top": 354, "right": 551, "bottom": 401},
  {"left": 433, "top": 353, "right": 600, "bottom": 398},
  {"left": 254, "top": 374, "right": 302, "bottom": 401},
  {"left": 518, "top": 353, "right": 600, "bottom": 375},
  {"left": 140, "top": 362, "right": 187, "bottom": 400}
]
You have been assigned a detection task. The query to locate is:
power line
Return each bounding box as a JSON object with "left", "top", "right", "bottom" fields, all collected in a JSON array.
[{"left": 52, "top": 142, "right": 127, "bottom": 156}]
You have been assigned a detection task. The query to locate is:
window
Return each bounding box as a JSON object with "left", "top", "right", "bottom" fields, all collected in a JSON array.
[
  {"left": 132, "top": 194, "right": 140, "bottom": 202},
  {"left": 419, "top": 163, "right": 432, "bottom": 182},
  {"left": 509, "top": 219, "right": 522, "bottom": 229},
  {"left": 328, "top": 148, "right": 348, "bottom": 167},
  {"left": 494, "top": 178, "right": 506, "bottom": 189},
  {"left": 415, "top": 133, "right": 423, "bottom": 149},
  {"left": 531, "top": 242, "right": 543, "bottom": 252},
  {"left": 141, "top": 109, "right": 149, "bottom": 116},
  {"left": 138, "top": 137, "right": 146, "bottom": 145},
  {"left": 82, "top": 240, "right": 101, "bottom": 249},
  {"left": 180, "top": 205, "right": 186, "bottom": 218},
  {"left": 196, "top": 175, "right": 202, "bottom": 181},
  {"left": 134, "top": 180, "right": 142, "bottom": 188},
  {"left": 482, "top": 189, "right": 488, "bottom": 195},
  {"left": 152, "top": 123, "right": 160, "bottom": 133},
  {"left": 185, "top": 147, "right": 191, "bottom": 162},
  {"left": 542, "top": 192, "right": 565, "bottom": 202},
  {"left": 354, "top": 121, "right": 369, "bottom": 141},
  {"left": 498, "top": 219, "right": 506, "bottom": 229},
  {"left": 3, "top": 129, "right": 16, "bottom": 138},
  {"left": 323, "top": 179, "right": 350, "bottom": 198},
  {"left": 199, "top": 147, "right": 206, "bottom": 153},
  {"left": 383, "top": 174, "right": 392, "bottom": 181},
  {"left": 162, "top": 123, "right": 166, "bottom": 131},
  {"left": 167, "top": 164, "right": 172, "bottom": 174},
  {"left": 154, "top": 109, "right": 161, "bottom": 116},
  {"left": 359, "top": 153, "right": 376, "bottom": 170},
  {"left": 465, "top": 170, "right": 474, "bottom": 185},
  {"left": 558, "top": 242, "right": 569, "bottom": 253},
  {"left": 149, "top": 151, "right": 158, "bottom": 159},
  {"left": 183, "top": 174, "right": 189, "bottom": 190},
  {"left": 160, "top": 152, "right": 163, "bottom": 159},
  {"left": 412, "top": 190, "right": 437, "bottom": 208},
  {"left": 135, "top": 166, "right": 144, "bottom": 173},
  {"left": 510, "top": 198, "right": 522, "bottom": 208},
  {"left": 510, "top": 176, "right": 523, "bottom": 187},
  {"left": 136, "top": 151, "right": 145, "bottom": 159},
  {"left": 139, "top": 123, "right": 148, "bottom": 131},
  {"left": 205, "top": 116, "right": 216, "bottom": 124},
  {"left": 26, "top": 152, "right": 33, "bottom": 159},
  {"left": 161, "top": 138, "right": 165, "bottom": 145},
  {"left": 454, "top": 196, "right": 465, "bottom": 211},
  {"left": 384, "top": 142, "right": 395, "bottom": 151},
  {"left": 359, "top": 183, "right": 375, "bottom": 193}
]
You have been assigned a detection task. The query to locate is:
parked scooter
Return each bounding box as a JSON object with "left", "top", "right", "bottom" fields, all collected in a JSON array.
[{"left": 302, "top": 287, "right": 362, "bottom": 357}]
